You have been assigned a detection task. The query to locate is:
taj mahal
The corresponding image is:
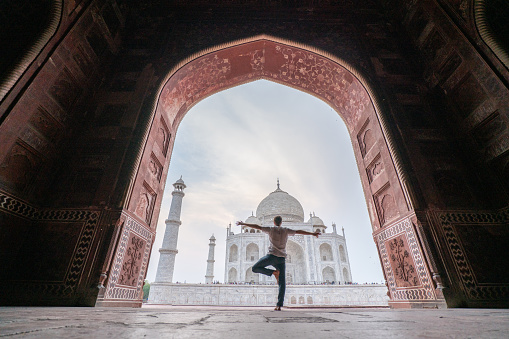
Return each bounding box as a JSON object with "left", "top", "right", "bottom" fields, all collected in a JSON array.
[
  {"left": 226, "top": 181, "right": 352, "bottom": 285},
  {"left": 148, "top": 178, "right": 388, "bottom": 307}
]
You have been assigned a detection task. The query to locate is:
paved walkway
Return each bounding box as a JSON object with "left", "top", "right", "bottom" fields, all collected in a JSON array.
[{"left": 1, "top": 305, "right": 508, "bottom": 338}]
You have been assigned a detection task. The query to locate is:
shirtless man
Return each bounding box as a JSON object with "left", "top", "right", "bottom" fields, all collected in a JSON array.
[{"left": 237, "top": 215, "right": 319, "bottom": 310}]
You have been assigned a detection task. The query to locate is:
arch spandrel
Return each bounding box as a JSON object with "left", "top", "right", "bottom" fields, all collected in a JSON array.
[{"left": 156, "top": 38, "right": 373, "bottom": 132}]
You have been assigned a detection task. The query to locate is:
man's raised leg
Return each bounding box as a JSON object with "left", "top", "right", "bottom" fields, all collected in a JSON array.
[{"left": 252, "top": 254, "right": 277, "bottom": 277}]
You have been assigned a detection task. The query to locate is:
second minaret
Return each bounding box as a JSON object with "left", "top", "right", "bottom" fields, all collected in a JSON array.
[{"left": 205, "top": 234, "right": 216, "bottom": 284}]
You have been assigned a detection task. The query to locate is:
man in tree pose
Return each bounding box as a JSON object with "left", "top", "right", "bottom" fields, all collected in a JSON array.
[{"left": 237, "top": 215, "right": 319, "bottom": 311}]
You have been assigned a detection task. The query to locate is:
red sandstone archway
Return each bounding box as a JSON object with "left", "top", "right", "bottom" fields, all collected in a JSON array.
[{"left": 97, "top": 35, "right": 445, "bottom": 308}]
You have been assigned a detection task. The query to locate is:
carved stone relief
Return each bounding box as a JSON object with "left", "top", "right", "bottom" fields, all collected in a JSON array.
[
  {"left": 472, "top": 112, "right": 506, "bottom": 147},
  {"left": 0, "top": 142, "right": 40, "bottom": 192},
  {"left": 29, "top": 106, "right": 62, "bottom": 143},
  {"left": 358, "top": 120, "right": 375, "bottom": 157},
  {"left": 118, "top": 233, "right": 146, "bottom": 287},
  {"left": 380, "top": 194, "right": 399, "bottom": 224},
  {"left": 367, "top": 154, "right": 384, "bottom": 183},
  {"left": 434, "top": 171, "right": 472, "bottom": 207},
  {"left": 20, "top": 127, "right": 49, "bottom": 155},
  {"left": 451, "top": 73, "right": 488, "bottom": 119},
  {"left": 134, "top": 182, "right": 156, "bottom": 223},
  {"left": 73, "top": 44, "right": 94, "bottom": 76},
  {"left": 387, "top": 236, "right": 419, "bottom": 287},
  {"left": 148, "top": 153, "right": 163, "bottom": 188},
  {"left": 376, "top": 217, "right": 435, "bottom": 301},
  {"left": 86, "top": 30, "right": 109, "bottom": 58},
  {"left": 409, "top": 8, "right": 429, "bottom": 39},
  {"left": 157, "top": 118, "right": 170, "bottom": 156},
  {"left": 438, "top": 52, "right": 462, "bottom": 85},
  {"left": 422, "top": 29, "right": 447, "bottom": 63},
  {"left": 48, "top": 68, "right": 82, "bottom": 110},
  {"left": 374, "top": 184, "right": 399, "bottom": 226},
  {"left": 158, "top": 40, "right": 372, "bottom": 132},
  {"left": 104, "top": 214, "right": 153, "bottom": 301}
]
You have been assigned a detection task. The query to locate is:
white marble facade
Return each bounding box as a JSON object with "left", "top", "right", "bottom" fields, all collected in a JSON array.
[
  {"left": 225, "top": 183, "right": 353, "bottom": 285},
  {"left": 147, "top": 182, "right": 381, "bottom": 307}
]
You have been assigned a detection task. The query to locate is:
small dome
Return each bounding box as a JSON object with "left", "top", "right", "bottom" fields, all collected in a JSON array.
[
  {"left": 173, "top": 176, "right": 186, "bottom": 190},
  {"left": 308, "top": 212, "right": 325, "bottom": 226},
  {"left": 256, "top": 185, "right": 304, "bottom": 223},
  {"left": 245, "top": 215, "right": 260, "bottom": 224}
]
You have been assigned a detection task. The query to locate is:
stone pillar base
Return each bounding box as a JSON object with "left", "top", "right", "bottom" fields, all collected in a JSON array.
[{"left": 388, "top": 300, "right": 447, "bottom": 309}]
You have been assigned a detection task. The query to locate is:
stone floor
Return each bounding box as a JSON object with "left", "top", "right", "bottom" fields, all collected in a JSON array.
[{"left": 1, "top": 305, "right": 508, "bottom": 338}]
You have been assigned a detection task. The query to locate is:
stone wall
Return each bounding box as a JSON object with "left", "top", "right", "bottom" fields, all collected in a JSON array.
[{"left": 148, "top": 283, "right": 389, "bottom": 307}]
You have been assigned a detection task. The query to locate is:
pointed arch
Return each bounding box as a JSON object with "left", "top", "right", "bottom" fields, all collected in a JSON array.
[
  {"left": 139, "top": 35, "right": 414, "bottom": 225},
  {"left": 126, "top": 34, "right": 435, "bottom": 307},
  {"left": 343, "top": 267, "right": 351, "bottom": 283},
  {"left": 246, "top": 243, "right": 259, "bottom": 261},
  {"left": 319, "top": 243, "right": 333, "bottom": 261},
  {"left": 245, "top": 266, "right": 259, "bottom": 284},
  {"left": 322, "top": 266, "right": 336, "bottom": 283},
  {"left": 339, "top": 245, "right": 347, "bottom": 263},
  {"left": 229, "top": 244, "right": 238, "bottom": 262},
  {"left": 286, "top": 240, "right": 307, "bottom": 284},
  {"left": 228, "top": 267, "right": 237, "bottom": 283}
]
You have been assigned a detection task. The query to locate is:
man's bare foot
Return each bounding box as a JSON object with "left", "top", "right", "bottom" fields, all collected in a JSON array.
[
  {"left": 274, "top": 306, "right": 281, "bottom": 311},
  {"left": 273, "top": 270, "right": 280, "bottom": 284}
]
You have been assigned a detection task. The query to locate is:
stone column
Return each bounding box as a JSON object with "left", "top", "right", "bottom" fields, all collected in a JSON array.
[
  {"left": 154, "top": 177, "right": 186, "bottom": 283},
  {"left": 205, "top": 234, "right": 216, "bottom": 284}
]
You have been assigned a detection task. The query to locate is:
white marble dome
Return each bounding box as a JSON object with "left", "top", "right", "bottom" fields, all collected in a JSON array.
[
  {"left": 256, "top": 186, "right": 304, "bottom": 222},
  {"left": 245, "top": 214, "right": 260, "bottom": 224},
  {"left": 308, "top": 213, "right": 325, "bottom": 226}
]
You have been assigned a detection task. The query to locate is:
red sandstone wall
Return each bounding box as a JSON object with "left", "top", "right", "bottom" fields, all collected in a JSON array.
[{"left": 0, "top": 0, "right": 127, "bottom": 306}]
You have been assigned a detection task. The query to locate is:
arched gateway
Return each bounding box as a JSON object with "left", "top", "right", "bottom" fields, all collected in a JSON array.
[
  {"left": 3, "top": 1, "right": 508, "bottom": 310},
  {"left": 95, "top": 36, "right": 442, "bottom": 308}
]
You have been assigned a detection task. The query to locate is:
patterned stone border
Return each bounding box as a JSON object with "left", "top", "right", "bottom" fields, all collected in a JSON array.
[
  {"left": 104, "top": 212, "right": 154, "bottom": 301},
  {"left": 0, "top": 189, "right": 100, "bottom": 297},
  {"left": 375, "top": 216, "right": 436, "bottom": 301},
  {"left": 432, "top": 207, "right": 509, "bottom": 300}
]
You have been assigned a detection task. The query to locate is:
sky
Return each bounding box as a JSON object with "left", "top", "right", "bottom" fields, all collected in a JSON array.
[{"left": 145, "top": 79, "right": 384, "bottom": 284}]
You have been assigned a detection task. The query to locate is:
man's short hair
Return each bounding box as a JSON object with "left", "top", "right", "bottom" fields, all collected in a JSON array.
[{"left": 274, "top": 216, "right": 282, "bottom": 226}]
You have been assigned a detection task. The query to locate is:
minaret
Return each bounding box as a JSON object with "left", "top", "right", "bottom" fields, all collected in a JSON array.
[
  {"left": 332, "top": 222, "right": 337, "bottom": 234},
  {"left": 154, "top": 177, "right": 186, "bottom": 283},
  {"left": 205, "top": 234, "right": 216, "bottom": 284}
]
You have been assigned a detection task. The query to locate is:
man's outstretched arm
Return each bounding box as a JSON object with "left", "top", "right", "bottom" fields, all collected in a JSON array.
[
  {"left": 296, "top": 230, "right": 320, "bottom": 238},
  {"left": 236, "top": 221, "right": 263, "bottom": 230}
]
